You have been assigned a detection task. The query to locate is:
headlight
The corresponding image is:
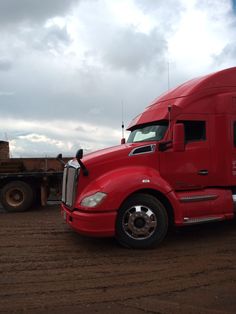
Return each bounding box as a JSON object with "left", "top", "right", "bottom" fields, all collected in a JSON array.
[{"left": 81, "top": 192, "right": 107, "bottom": 207}]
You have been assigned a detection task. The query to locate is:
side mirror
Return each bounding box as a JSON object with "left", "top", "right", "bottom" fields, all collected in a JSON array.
[
  {"left": 121, "top": 138, "right": 126, "bottom": 144},
  {"left": 75, "top": 149, "right": 89, "bottom": 176},
  {"left": 56, "top": 153, "right": 65, "bottom": 165},
  {"left": 173, "top": 123, "right": 185, "bottom": 152},
  {"left": 76, "top": 149, "right": 83, "bottom": 160}
]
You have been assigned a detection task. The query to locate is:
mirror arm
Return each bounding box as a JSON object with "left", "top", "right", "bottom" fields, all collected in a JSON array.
[
  {"left": 76, "top": 149, "right": 89, "bottom": 176},
  {"left": 158, "top": 140, "right": 172, "bottom": 152}
]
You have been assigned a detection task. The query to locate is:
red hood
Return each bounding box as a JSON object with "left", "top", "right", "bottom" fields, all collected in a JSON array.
[{"left": 82, "top": 144, "right": 134, "bottom": 166}]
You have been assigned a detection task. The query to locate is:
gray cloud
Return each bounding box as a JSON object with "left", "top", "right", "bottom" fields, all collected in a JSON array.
[
  {"left": 31, "top": 25, "right": 72, "bottom": 52},
  {"left": 103, "top": 28, "right": 167, "bottom": 72},
  {"left": 0, "top": 58, "right": 13, "bottom": 71},
  {"left": 135, "top": 0, "right": 184, "bottom": 31},
  {"left": 45, "top": 25, "right": 71, "bottom": 45},
  {"left": 195, "top": 0, "right": 234, "bottom": 19},
  {"left": 0, "top": 0, "right": 235, "bottom": 157},
  {"left": 213, "top": 43, "right": 236, "bottom": 65},
  {"left": 0, "top": 0, "right": 79, "bottom": 26}
]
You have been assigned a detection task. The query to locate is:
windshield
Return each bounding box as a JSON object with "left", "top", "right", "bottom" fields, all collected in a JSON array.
[{"left": 127, "top": 121, "right": 168, "bottom": 143}]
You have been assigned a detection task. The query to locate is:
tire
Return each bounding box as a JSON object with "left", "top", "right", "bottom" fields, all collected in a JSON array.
[
  {"left": 0, "top": 181, "right": 34, "bottom": 212},
  {"left": 116, "top": 193, "right": 168, "bottom": 249}
]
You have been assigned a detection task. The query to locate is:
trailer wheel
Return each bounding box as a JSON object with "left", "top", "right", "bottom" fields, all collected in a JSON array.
[
  {"left": 0, "top": 181, "right": 34, "bottom": 212},
  {"left": 116, "top": 193, "right": 168, "bottom": 249}
]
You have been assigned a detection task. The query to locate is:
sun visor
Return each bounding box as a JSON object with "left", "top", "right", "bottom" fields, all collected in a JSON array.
[
  {"left": 127, "top": 106, "right": 168, "bottom": 130},
  {"left": 127, "top": 104, "right": 182, "bottom": 130}
]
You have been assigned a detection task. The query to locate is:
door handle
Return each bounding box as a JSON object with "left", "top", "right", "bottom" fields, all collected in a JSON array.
[{"left": 198, "top": 169, "right": 208, "bottom": 175}]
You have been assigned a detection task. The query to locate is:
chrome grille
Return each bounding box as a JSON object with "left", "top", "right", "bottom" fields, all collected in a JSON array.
[{"left": 62, "top": 161, "right": 79, "bottom": 208}]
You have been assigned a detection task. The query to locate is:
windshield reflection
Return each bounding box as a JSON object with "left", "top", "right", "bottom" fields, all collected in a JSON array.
[{"left": 127, "top": 121, "right": 168, "bottom": 143}]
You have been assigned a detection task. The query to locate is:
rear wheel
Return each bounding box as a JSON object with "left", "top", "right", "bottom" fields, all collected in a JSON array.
[
  {"left": 0, "top": 181, "right": 34, "bottom": 212},
  {"left": 116, "top": 193, "right": 168, "bottom": 249}
]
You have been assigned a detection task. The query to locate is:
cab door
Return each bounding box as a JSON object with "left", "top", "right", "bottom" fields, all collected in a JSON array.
[{"left": 159, "top": 115, "right": 212, "bottom": 190}]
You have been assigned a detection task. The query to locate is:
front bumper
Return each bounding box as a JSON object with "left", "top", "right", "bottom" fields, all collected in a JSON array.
[{"left": 61, "top": 204, "right": 116, "bottom": 237}]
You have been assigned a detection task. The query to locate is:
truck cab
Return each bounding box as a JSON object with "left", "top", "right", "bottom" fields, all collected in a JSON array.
[{"left": 61, "top": 67, "right": 236, "bottom": 248}]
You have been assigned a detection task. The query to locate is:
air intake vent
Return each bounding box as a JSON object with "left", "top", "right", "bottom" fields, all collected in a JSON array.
[{"left": 129, "top": 144, "right": 156, "bottom": 156}]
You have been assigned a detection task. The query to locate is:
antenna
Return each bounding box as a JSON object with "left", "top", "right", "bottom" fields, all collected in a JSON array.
[
  {"left": 121, "top": 101, "right": 125, "bottom": 144},
  {"left": 167, "top": 61, "right": 170, "bottom": 90},
  {"left": 122, "top": 101, "right": 124, "bottom": 139}
]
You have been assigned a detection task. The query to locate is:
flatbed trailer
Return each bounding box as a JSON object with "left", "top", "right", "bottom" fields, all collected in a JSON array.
[{"left": 0, "top": 153, "right": 70, "bottom": 212}]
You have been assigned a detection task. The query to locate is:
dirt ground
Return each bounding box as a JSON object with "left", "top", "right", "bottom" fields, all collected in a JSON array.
[{"left": 0, "top": 205, "right": 236, "bottom": 314}]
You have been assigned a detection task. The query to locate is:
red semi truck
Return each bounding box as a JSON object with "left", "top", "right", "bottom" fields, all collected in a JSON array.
[{"left": 61, "top": 67, "right": 236, "bottom": 248}]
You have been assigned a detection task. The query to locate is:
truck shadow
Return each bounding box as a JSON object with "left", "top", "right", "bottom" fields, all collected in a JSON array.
[
  {"left": 165, "top": 219, "right": 236, "bottom": 246},
  {"left": 67, "top": 218, "right": 236, "bottom": 252}
]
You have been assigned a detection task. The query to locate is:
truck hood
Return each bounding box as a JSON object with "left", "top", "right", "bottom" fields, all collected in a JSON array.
[
  {"left": 80, "top": 142, "right": 157, "bottom": 174},
  {"left": 83, "top": 144, "right": 135, "bottom": 165}
]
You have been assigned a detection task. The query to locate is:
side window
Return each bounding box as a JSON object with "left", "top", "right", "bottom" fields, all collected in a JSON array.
[
  {"left": 233, "top": 122, "right": 236, "bottom": 146},
  {"left": 177, "top": 120, "right": 206, "bottom": 142}
]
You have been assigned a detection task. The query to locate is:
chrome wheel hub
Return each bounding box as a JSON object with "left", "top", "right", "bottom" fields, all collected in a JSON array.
[{"left": 122, "top": 205, "right": 157, "bottom": 240}]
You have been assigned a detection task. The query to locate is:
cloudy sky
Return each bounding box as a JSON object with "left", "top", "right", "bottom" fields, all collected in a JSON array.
[{"left": 0, "top": 0, "right": 236, "bottom": 157}]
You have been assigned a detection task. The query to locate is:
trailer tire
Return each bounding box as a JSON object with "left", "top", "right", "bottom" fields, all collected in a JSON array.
[
  {"left": 116, "top": 193, "right": 168, "bottom": 249},
  {"left": 0, "top": 181, "right": 34, "bottom": 212}
]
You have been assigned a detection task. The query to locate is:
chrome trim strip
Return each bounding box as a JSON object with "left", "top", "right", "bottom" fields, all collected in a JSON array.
[
  {"left": 67, "top": 159, "right": 80, "bottom": 169},
  {"left": 183, "top": 216, "right": 223, "bottom": 225},
  {"left": 232, "top": 194, "right": 236, "bottom": 213},
  {"left": 129, "top": 144, "right": 156, "bottom": 156},
  {"left": 180, "top": 194, "right": 218, "bottom": 203}
]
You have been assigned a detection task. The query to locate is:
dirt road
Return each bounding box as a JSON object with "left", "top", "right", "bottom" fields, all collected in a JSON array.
[{"left": 0, "top": 205, "right": 236, "bottom": 313}]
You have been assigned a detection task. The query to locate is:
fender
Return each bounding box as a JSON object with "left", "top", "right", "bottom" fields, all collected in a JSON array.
[{"left": 75, "top": 166, "right": 173, "bottom": 212}]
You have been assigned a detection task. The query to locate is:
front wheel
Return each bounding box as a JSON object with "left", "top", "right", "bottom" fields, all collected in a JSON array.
[{"left": 116, "top": 193, "right": 168, "bottom": 249}]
